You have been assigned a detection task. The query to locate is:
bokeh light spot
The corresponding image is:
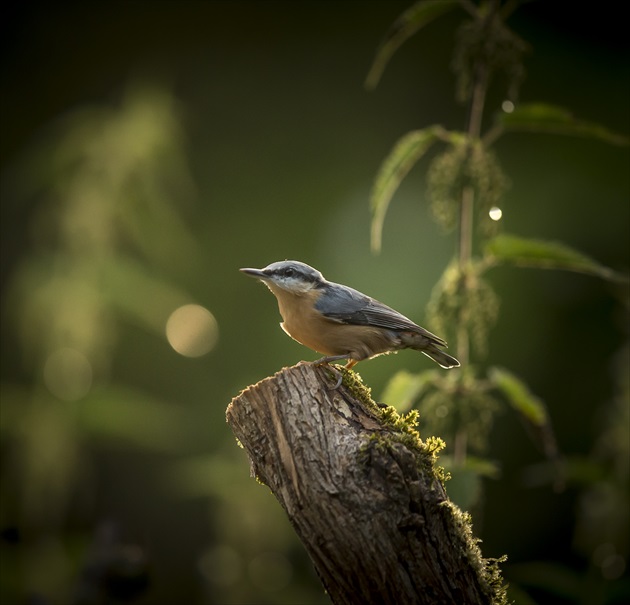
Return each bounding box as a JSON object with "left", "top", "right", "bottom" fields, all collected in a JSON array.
[
  {"left": 489, "top": 206, "right": 503, "bottom": 221},
  {"left": 593, "top": 543, "right": 626, "bottom": 580},
  {"left": 601, "top": 554, "right": 625, "bottom": 579},
  {"left": 43, "top": 347, "right": 93, "bottom": 401},
  {"left": 435, "top": 405, "right": 449, "bottom": 418},
  {"left": 501, "top": 100, "right": 515, "bottom": 113},
  {"left": 166, "top": 304, "right": 218, "bottom": 357}
]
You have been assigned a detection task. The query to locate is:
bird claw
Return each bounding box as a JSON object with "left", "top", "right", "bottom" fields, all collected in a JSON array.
[
  {"left": 331, "top": 368, "right": 344, "bottom": 390},
  {"left": 311, "top": 359, "right": 345, "bottom": 390}
]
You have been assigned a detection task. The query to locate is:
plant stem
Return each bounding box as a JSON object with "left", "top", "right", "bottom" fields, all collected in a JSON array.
[
  {"left": 457, "top": 68, "right": 488, "bottom": 369},
  {"left": 456, "top": 185, "right": 474, "bottom": 370},
  {"left": 454, "top": 1, "right": 496, "bottom": 467}
]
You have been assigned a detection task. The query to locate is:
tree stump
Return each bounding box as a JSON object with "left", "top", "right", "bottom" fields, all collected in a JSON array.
[{"left": 226, "top": 362, "right": 506, "bottom": 605}]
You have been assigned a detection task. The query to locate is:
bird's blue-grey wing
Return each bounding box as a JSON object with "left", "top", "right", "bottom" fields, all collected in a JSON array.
[{"left": 315, "top": 284, "right": 446, "bottom": 346}]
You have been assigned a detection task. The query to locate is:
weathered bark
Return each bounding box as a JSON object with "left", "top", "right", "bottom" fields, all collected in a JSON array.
[{"left": 226, "top": 362, "right": 504, "bottom": 605}]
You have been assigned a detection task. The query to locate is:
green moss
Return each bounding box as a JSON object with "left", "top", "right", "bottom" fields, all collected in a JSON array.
[
  {"left": 378, "top": 406, "right": 450, "bottom": 486},
  {"left": 340, "top": 365, "right": 450, "bottom": 488},
  {"left": 336, "top": 365, "right": 376, "bottom": 409},
  {"left": 343, "top": 367, "right": 508, "bottom": 602},
  {"left": 441, "top": 500, "right": 509, "bottom": 604}
]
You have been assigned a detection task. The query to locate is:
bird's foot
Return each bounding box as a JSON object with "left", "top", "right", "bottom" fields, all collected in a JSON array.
[
  {"left": 330, "top": 366, "right": 345, "bottom": 390},
  {"left": 311, "top": 355, "right": 350, "bottom": 389}
]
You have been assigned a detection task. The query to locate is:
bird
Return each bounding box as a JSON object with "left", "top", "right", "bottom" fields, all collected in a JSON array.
[{"left": 240, "top": 260, "right": 460, "bottom": 377}]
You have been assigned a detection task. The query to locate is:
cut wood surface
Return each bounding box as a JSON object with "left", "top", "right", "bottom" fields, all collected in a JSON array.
[{"left": 226, "top": 362, "right": 505, "bottom": 605}]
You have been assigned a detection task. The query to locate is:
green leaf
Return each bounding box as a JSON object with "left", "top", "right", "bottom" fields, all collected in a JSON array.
[
  {"left": 489, "top": 366, "right": 547, "bottom": 425},
  {"left": 380, "top": 369, "right": 437, "bottom": 411},
  {"left": 442, "top": 466, "right": 482, "bottom": 511},
  {"left": 490, "top": 366, "right": 559, "bottom": 463},
  {"left": 440, "top": 457, "right": 500, "bottom": 511},
  {"left": 371, "top": 126, "right": 447, "bottom": 253},
  {"left": 495, "top": 103, "right": 630, "bottom": 145},
  {"left": 465, "top": 455, "right": 502, "bottom": 479},
  {"left": 441, "top": 454, "right": 501, "bottom": 479},
  {"left": 485, "top": 234, "right": 627, "bottom": 282},
  {"left": 365, "top": 0, "right": 460, "bottom": 90}
]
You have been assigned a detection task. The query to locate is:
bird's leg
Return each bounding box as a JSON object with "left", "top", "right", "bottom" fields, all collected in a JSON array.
[
  {"left": 312, "top": 355, "right": 351, "bottom": 389},
  {"left": 312, "top": 354, "right": 351, "bottom": 365}
]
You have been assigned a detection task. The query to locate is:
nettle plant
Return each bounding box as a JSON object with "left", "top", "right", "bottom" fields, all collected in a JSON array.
[{"left": 366, "top": 0, "right": 628, "bottom": 505}]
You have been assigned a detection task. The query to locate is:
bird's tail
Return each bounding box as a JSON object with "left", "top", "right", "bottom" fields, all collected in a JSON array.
[
  {"left": 421, "top": 345, "right": 460, "bottom": 369},
  {"left": 399, "top": 332, "right": 460, "bottom": 369}
]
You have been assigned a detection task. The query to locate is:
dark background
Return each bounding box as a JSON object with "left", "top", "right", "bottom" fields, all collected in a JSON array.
[{"left": 1, "top": 2, "right": 628, "bottom": 604}]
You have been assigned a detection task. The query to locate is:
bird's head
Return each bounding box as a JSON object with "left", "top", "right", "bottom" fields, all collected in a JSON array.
[{"left": 240, "top": 260, "right": 326, "bottom": 294}]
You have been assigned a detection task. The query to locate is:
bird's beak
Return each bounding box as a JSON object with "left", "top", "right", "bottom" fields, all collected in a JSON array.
[{"left": 240, "top": 267, "right": 269, "bottom": 280}]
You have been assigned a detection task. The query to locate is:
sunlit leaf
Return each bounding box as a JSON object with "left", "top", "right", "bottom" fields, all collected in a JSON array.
[
  {"left": 365, "top": 0, "right": 460, "bottom": 90},
  {"left": 443, "top": 466, "right": 482, "bottom": 511},
  {"left": 441, "top": 454, "right": 501, "bottom": 479},
  {"left": 371, "top": 126, "right": 448, "bottom": 253},
  {"left": 495, "top": 103, "right": 630, "bottom": 145},
  {"left": 441, "top": 453, "right": 501, "bottom": 511},
  {"left": 485, "top": 234, "right": 626, "bottom": 282},
  {"left": 490, "top": 366, "right": 546, "bottom": 425},
  {"left": 380, "top": 369, "right": 437, "bottom": 411},
  {"left": 490, "top": 366, "right": 559, "bottom": 463},
  {"left": 464, "top": 455, "right": 501, "bottom": 479}
]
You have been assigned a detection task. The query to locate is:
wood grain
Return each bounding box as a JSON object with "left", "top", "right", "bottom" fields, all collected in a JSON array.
[{"left": 226, "top": 362, "right": 505, "bottom": 605}]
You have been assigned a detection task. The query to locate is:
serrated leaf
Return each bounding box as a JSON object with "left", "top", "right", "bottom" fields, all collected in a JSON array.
[
  {"left": 371, "top": 126, "right": 447, "bottom": 253},
  {"left": 489, "top": 366, "right": 546, "bottom": 425},
  {"left": 380, "top": 369, "right": 437, "bottom": 411},
  {"left": 496, "top": 103, "right": 629, "bottom": 145},
  {"left": 485, "top": 234, "right": 626, "bottom": 282},
  {"left": 490, "top": 366, "right": 559, "bottom": 462},
  {"left": 365, "top": 0, "right": 460, "bottom": 90}
]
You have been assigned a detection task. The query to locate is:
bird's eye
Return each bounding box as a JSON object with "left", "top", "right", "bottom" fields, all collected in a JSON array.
[{"left": 284, "top": 267, "right": 294, "bottom": 278}]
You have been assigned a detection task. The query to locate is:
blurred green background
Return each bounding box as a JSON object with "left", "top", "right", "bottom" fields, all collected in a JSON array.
[{"left": 1, "top": 2, "right": 628, "bottom": 604}]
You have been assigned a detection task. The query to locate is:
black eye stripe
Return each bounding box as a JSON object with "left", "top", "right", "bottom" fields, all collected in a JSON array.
[
  {"left": 267, "top": 264, "right": 323, "bottom": 285},
  {"left": 269, "top": 267, "right": 297, "bottom": 278}
]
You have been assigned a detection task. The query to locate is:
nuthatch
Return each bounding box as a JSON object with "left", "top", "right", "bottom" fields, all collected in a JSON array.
[{"left": 240, "top": 261, "right": 460, "bottom": 375}]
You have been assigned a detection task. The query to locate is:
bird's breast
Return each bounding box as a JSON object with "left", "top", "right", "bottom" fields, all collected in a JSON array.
[
  {"left": 273, "top": 290, "right": 395, "bottom": 359},
  {"left": 274, "top": 290, "right": 336, "bottom": 355}
]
